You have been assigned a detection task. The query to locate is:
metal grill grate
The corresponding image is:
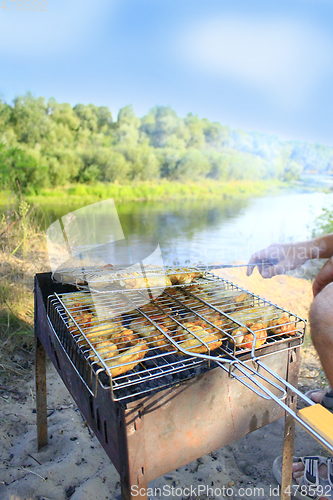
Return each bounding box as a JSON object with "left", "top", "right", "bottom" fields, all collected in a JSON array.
[
  {"left": 47, "top": 274, "right": 305, "bottom": 402},
  {"left": 52, "top": 264, "right": 207, "bottom": 291}
]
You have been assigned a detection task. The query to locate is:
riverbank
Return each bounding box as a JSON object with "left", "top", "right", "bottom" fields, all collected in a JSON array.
[{"left": 1, "top": 179, "right": 281, "bottom": 210}]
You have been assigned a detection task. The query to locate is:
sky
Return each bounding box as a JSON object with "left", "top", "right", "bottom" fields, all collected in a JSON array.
[{"left": 0, "top": 0, "right": 333, "bottom": 146}]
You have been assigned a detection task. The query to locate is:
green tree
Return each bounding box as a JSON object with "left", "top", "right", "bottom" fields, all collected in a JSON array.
[
  {"left": 0, "top": 99, "right": 12, "bottom": 134},
  {"left": 140, "top": 106, "right": 188, "bottom": 148},
  {"left": 184, "top": 113, "right": 205, "bottom": 149},
  {"left": 73, "top": 103, "right": 113, "bottom": 133},
  {"left": 170, "top": 149, "right": 210, "bottom": 180},
  {"left": 114, "top": 105, "right": 140, "bottom": 145},
  {"left": 283, "top": 160, "right": 302, "bottom": 181},
  {"left": 202, "top": 119, "right": 230, "bottom": 148},
  {"left": 11, "top": 92, "right": 52, "bottom": 146},
  {"left": 46, "top": 148, "right": 83, "bottom": 185},
  {"left": 205, "top": 150, "right": 229, "bottom": 180},
  {"left": 156, "top": 147, "right": 186, "bottom": 178},
  {"left": 120, "top": 143, "right": 159, "bottom": 180},
  {"left": 48, "top": 99, "right": 80, "bottom": 131},
  {"left": 101, "top": 151, "right": 129, "bottom": 182},
  {"left": 3, "top": 92, "right": 333, "bottom": 191},
  {"left": 0, "top": 143, "right": 48, "bottom": 194},
  {"left": 79, "top": 147, "right": 129, "bottom": 182}
]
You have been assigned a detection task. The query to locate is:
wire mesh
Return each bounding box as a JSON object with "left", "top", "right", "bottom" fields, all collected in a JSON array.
[
  {"left": 47, "top": 275, "right": 305, "bottom": 402},
  {"left": 52, "top": 265, "right": 207, "bottom": 291}
]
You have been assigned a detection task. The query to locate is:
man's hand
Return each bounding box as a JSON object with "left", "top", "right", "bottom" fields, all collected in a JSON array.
[{"left": 247, "top": 242, "right": 309, "bottom": 278}]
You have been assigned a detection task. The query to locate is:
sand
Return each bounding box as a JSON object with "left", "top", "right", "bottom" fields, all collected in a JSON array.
[{"left": 0, "top": 362, "right": 326, "bottom": 500}]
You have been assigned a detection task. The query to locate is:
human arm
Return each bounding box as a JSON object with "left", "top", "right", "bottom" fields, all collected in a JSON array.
[{"left": 246, "top": 234, "right": 333, "bottom": 283}]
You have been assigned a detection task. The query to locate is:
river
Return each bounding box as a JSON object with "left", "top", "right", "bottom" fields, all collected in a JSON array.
[
  {"left": 40, "top": 176, "right": 333, "bottom": 267},
  {"left": 119, "top": 177, "right": 333, "bottom": 266}
]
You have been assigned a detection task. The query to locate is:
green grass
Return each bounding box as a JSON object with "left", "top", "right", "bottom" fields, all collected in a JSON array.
[
  {"left": 0, "top": 180, "right": 283, "bottom": 231},
  {"left": 0, "top": 179, "right": 282, "bottom": 210}
]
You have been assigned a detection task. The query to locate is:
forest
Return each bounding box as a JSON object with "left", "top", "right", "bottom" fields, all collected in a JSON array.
[{"left": 0, "top": 92, "right": 333, "bottom": 194}]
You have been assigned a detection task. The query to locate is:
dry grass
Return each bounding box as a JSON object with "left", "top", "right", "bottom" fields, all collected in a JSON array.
[{"left": 0, "top": 202, "right": 49, "bottom": 383}]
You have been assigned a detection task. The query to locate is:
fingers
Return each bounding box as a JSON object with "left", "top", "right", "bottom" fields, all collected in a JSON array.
[
  {"left": 246, "top": 266, "right": 254, "bottom": 277},
  {"left": 247, "top": 261, "right": 277, "bottom": 278},
  {"left": 246, "top": 255, "right": 257, "bottom": 276},
  {"left": 246, "top": 249, "right": 272, "bottom": 276},
  {"left": 247, "top": 241, "right": 305, "bottom": 279},
  {"left": 247, "top": 255, "right": 284, "bottom": 279},
  {"left": 246, "top": 244, "right": 282, "bottom": 277},
  {"left": 313, "top": 257, "right": 333, "bottom": 297},
  {"left": 247, "top": 260, "right": 289, "bottom": 279},
  {"left": 258, "top": 264, "right": 279, "bottom": 279},
  {"left": 259, "top": 260, "right": 291, "bottom": 278}
]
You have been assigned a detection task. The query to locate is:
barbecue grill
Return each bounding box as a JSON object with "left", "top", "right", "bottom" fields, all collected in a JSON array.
[{"left": 34, "top": 269, "right": 326, "bottom": 500}]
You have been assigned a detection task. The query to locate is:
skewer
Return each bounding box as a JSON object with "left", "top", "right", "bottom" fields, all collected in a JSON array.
[{"left": 195, "top": 260, "right": 278, "bottom": 270}]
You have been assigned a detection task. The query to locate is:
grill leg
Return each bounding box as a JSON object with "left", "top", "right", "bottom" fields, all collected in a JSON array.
[
  {"left": 281, "top": 410, "right": 296, "bottom": 500},
  {"left": 280, "top": 347, "right": 299, "bottom": 500},
  {"left": 120, "top": 475, "right": 148, "bottom": 500},
  {"left": 35, "top": 336, "right": 48, "bottom": 450}
]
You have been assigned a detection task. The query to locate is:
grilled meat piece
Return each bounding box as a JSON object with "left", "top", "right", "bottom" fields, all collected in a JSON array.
[
  {"left": 231, "top": 325, "right": 268, "bottom": 350},
  {"left": 269, "top": 315, "right": 296, "bottom": 336},
  {"left": 118, "top": 272, "right": 172, "bottom": 289},
  {"left": 175, "top": 322, "right": 222, "bottom": 354},
  {"left": 168, "top": 268, "right": 204, "bottom": 285},
  {"left": 90, "top": 339, "right": 147, "bottom": 378}
]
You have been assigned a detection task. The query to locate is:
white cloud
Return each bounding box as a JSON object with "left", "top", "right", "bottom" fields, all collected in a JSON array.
[
  {"left": 0, "top": 0, "right": 114, "bottom": 56},
  {"left": 178, "top": 16, "right": 332, "bottom": 109}
]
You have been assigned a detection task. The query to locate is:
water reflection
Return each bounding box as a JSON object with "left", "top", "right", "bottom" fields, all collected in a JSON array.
[
  {"left": 41, "top": 197, "right": 249, "bottom": 266},
  {"left": 32, "top": 184, "right": 333, "bottom": 266}
]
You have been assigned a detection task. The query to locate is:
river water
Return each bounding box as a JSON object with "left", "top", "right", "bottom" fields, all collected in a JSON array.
[
  {"left": 163, "top": 189, "right": 331, "bottom": 265},
  {"left": 42, "top": 176, "right": 333, "bottom": 267},
  {"left": 116, "top": 179, "right": 333, "bottom": 266}
]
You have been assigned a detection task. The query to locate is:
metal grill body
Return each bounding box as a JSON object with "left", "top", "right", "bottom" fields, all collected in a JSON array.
[{"left": 35, "top": 272, "right": 301, "bottom": 500}]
